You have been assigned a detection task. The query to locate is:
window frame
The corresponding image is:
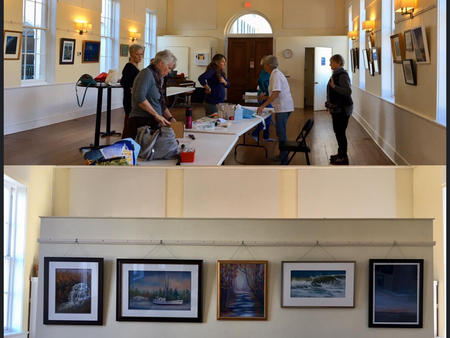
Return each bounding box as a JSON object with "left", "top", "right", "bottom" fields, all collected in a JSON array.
[
  {"left": 100, "top": 0, "right": 115, "bottom": 73},
  {"left": 144, "top": 10, "right": 157, "bottom": 67}
]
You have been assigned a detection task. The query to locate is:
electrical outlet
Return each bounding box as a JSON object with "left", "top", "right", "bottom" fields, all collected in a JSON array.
[{"left": 77, "top": 51, "right": 82, "bottom": 56}]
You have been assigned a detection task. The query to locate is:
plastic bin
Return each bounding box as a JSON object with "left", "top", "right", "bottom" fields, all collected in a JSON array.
[{"left": 180, "top": 149, "right": 195, "bottom": 163}]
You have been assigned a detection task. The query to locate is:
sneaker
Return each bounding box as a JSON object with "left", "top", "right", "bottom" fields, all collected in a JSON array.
[
  {"left": 247, "top": 132, "right": 258, "bottom": 142},
  {"left": 330, "top": 156, "right": 349, "bottom": 165},
  {"left": 263, "top": 137, "right": 276, "bottom": 142},
  {"left": 329, "top": 153, "right": 339, "bottom": 161}
]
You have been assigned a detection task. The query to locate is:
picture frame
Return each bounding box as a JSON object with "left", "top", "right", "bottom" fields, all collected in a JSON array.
[
  {"left": 371, "top": 47, "right": 380, "bottom": 74},
  {"left": 116, "top": 259, "right": 203, "bottom": 322},
  {"left": 353, "top": 48, "right": 359, "bottom": 69},
  {"left": 390, "top": 33, "right": 405, "bottom": 63},
  {"left": 402, "top": 59, "right": 417, "bottom": 85},
  {"left": 369, "top": 259, "right": 423, "bottom": 328},
  {"left": 350, "top": 48, "right": 355, "bottom": 73},
  {"left": 281, "top": 261, "right": 355, "bottom": 308},
  {"left": 217, "top": 260, "right": 268, "bottom": 320},
  {"left": 3, "top": 30, "right": 22, "bottom": 60},
  {"left": 369, "top": 61, "right": 375, "bottom": 76},
  {"left": 410, "top": 25, "right": 430, "bottom": 64},
  {"left": 59, "top": 38, "right": 76, "bottom": 65},
  {"left": 404, "top": 29, "right": 414, "bottom": 51},
  {"left": 362, "top": 49, "right": 369, "bottom": 70},
  {"left": 43, "top": 257, "right": 104, "bottom": 325},
  {"left": 82, "top": 40, "right": 101, "bottom": 63},
  {"left": 120, "top": 44, "right": 129, "bottom": 57}
]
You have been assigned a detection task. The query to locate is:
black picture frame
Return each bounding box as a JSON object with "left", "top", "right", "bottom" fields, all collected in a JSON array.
[
  {"left": 362, "top": 49, "right": 369, "bottom": 70},
  {"left": 369, "top": 61, "right": 375, "bottom": 76},
  {"left": 369, "top": 259, "right": 423, "bottom": 328},
  {"left": 371, "top": 47, "right": 380, "bottom": 74},
  {"left": 82, "top": 40, "right": 101, "bottom": 63},
  {"left": 117, "top": 259, "right": 203, "bottom": 322},
  {"left": 350, "top": 48, "right": 355, "bottom": 73},
  {"left": 402, "top": 59, "right": 417, "bottom": 85},
  {"left": 353, "top": 48, "right": 359, "bottom": 69},
  {"left": 44, "top": 257, "right": 104, "bottom": 325},
  {"left": 59, "top": 38, "right": 76, "bottom": 65}
]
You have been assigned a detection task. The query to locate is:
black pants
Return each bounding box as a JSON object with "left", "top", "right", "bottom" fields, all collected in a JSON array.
[
  {"left": 331, "top": 111, "right": 350, "bottom": 157},
  {"left": 128, "top": 116, "right": 159, "bottom": 140}
]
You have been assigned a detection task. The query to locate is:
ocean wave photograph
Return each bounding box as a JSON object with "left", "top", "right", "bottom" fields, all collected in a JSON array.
[{"left": 290, "top": 270, "right": 346, "bottom": 298}]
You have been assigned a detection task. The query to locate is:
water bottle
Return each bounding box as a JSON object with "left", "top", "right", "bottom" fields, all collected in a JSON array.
[{"left": 185, "top": 106, "right": 193, "bottom": 129}]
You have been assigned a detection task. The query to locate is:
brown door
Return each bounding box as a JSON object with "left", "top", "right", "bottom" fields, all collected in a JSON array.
[{"left": 227, "top": 38, "right": 273, "bottom": 104}]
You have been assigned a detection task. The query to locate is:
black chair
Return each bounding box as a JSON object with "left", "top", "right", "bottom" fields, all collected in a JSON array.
[{"left": 279, "top": 118, "right": 314, "bottom": 165}]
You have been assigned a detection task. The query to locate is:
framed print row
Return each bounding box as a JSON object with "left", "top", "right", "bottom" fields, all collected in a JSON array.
[
  {"left": 43, "top": 257, "right": 423, "bottom": 328},
  {"left": 390, "top": 25, "right": 430, "bottom": 64}
]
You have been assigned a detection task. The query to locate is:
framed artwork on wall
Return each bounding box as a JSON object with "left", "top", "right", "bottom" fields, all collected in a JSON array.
[
  {"left": 43, "top": 257, "right": 104, "bottom": 325},
  {"left": 120, "top": 44, "right": 129, "bottom": 57},
  {"left": 404, "top": 29, "right": 414, "bottom": 51},
  {"left": 82, "top": 40, "right": 101, "bottom": 63},
  {"left": 350, "top": 49, "right": 355, "bottom": 73},
  {"left": 369, "top": 61, "right": 375, "bottom": 76},
  {"left": 281, "top": 261, "right": 355, "bottom": 308},
  {"left": 369, "top": 259, "right": 423, "bottom": 328},
  {"left": 362, "top": 49, "right": 369, "bottom": 70},
  {"left": 60, "top": 38, "right": 76, "bottom": 65},
  {"left": 390, "top": 33, "right": 405, "bottom": 63},
  {"left": 353, "top": 48, "right": 359, "bottom": 69},
  {"left": 3, "top": 30, "right": 22, "bottom": 60},
  {"left": 410, "top": 25, "right": 430, "bottom": 64},
  {"left": 217, "top": 260, "right": 268, "bottom": 320},
  {"left": 116, "top": 259, "right": 203, "bottom": 322},
  {"left": 371, "top": 47, "right": 380, "bottom": 74},
  {"left": 402, "top": 59, "right": 417, "bottom": 85}
]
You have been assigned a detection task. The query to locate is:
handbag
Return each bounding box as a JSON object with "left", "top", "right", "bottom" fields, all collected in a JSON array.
[
  {"left": 105, "top": 69, "right": 119, "bottom": 85},
  {"left": 94, "top": 72, "right": 108, "bottom": 82},
  {"left": 76, "top": 74, "right": 97, "bottom": 107},
  {"left": 135, "top": 126, "right": 180, "bottom": 161}
]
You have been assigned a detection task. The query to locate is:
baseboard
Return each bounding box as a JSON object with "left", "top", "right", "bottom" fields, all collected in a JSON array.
[
  {"left": 351, "top": 111, "right": 409, "bottom": 166},
  {"left": 4, "top": 102, "right": 123, "bottom": 135}
]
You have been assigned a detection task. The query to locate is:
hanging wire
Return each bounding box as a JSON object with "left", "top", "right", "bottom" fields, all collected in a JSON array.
[
  {"left": 384, "top": 241, "right": 406, "bottom": 259},
  {"left": 299, "top": 241, "right": 337, "bottom": 261},
  {"left": 143, "top": 243, "right": 161, "bottom": 259},
  {"left": 162, "top": 243, "right": 179, "bottom": 259},
  {"left": 230, "top": 241, "right": 256, "bottom": 260},
  {"left": 229, "top": 244, "right": 243, "bottom": 260},
  {"left": 63, "top": 239, "right": 89, "bottom": 257}
]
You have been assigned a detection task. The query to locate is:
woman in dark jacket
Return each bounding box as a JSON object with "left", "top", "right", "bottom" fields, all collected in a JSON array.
[
  {"left": 121, "top": 44, "right": 144, "bottom": 138},
  {"left": 326, "top": 54, "right": 353, "bottom": 165},
  {"left": 198, "top": 54, "right": 230, "bottom": 115}
]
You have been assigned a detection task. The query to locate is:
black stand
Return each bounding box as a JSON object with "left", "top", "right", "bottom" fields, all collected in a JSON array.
[
  {"left": 100, "top": 87, "right": 121, "bottom": 138},
  {"left": 234, "top": 128, "right": 268, "bottom": 157}
]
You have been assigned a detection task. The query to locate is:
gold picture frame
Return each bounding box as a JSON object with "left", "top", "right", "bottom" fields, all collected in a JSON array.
[
  {"left": 390, "top": 33, "right": 405, "bottom": 63},
  {"left": 3, "top": 30, "right": 22, "bottom": 60}
]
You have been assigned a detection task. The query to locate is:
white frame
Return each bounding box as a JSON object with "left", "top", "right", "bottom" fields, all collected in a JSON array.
[
  {"left": 411, "top": 25, "right": 430, "bottom": 64},
  {"left": 282, "top": 261, "right": 355, "bottom": 308}
]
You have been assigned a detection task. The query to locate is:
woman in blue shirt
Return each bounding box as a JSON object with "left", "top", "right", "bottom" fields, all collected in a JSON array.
[{"left": 198, "top": 54, "right": 229, "bottom": 115}]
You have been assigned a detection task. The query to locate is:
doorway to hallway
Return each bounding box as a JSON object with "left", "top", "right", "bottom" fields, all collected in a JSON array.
[{"left": 304, "top": 47, "right": 332, "bottom": 111}]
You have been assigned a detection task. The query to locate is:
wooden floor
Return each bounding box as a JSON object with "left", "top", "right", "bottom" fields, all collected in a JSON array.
[{"left": 4, "top": 104, "right": 394, "bottom": 166}]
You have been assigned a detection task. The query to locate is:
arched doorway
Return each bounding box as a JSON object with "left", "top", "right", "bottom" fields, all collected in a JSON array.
[{"left": 224, "top": 12, "right": 274, "bottom": 104}]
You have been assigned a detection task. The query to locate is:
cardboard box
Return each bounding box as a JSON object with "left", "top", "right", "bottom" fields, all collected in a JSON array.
[{"left": 170, "top": 121, "right": 184, "bottom": 138}]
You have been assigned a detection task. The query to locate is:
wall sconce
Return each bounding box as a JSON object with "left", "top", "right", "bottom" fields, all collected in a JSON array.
[
  {"left": 75, "top": 22, "right": 92, "bottom": 35},
  {"left": 129, "top": 32, "right": 141, "bottom": 42},
  {"left": 395, "top": 0, "right": 415, "bottom": 18},
  {"left": 362, "top": 20, "right": 375, "bottom": 35},
  {"left": 348, "top": 31, "right": 358, "bottom": 41}
]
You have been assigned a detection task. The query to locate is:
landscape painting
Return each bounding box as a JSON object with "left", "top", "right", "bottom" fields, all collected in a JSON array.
[
  {"left": 282, "top": 261, "right": 355, "bottom": 307},
  {"left": 55, "top": 268, "right": 92, "bottom": 313},
  {"left": 217, "top": 260, "right": 268, "bottom": 320},
  {"left": 117, "top": 259, "right": 203, "bottom": 322},
  {"left": 369, "top": 259, "right": 423, "bottom": 328}
]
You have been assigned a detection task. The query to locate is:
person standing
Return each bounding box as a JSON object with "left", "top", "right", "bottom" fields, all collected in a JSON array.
[
  {"left": 326, "top": 54, "right": 353, "bottom": 165},
  {"left": 127, "top": 50, "right": 177, "bottom": 140},
  {"left": 120, "top": 44, "right": 144, "bottom": 138},
  {"left": 198, "top": 54, "right": 229, "bottom": 115},
  {"left": 256, "top": 55, "right": 294, "bottom": 164}
]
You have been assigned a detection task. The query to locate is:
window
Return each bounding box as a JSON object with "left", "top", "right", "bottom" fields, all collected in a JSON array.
[
  {"left": 229, "top": 14, "right": 272, "bottom": 34},
  {"left": 348, "top": 5, "right": 352, "bottom": 76},
  {"left": 144, "top": 10, "right": 157, "bottom": 67},
  {"left": 436, "top": 0, "right": 446, "bottom": 126},
  {"left": 4, "top": 175, "right": 27, "bottom": 334},
  {"left": 22, "top": 0, "right": 47, "bottom": 81},
  {"left": 100, "top": 0, "right": 114, "bottom": 72}
]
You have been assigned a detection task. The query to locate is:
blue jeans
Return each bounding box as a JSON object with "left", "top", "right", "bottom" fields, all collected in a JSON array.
[
  {"left": 251, "top": 115, "right": 272, "bottom": 139},
  {"left": 275, "top": 112, "right": 292, "bottom": 164}
]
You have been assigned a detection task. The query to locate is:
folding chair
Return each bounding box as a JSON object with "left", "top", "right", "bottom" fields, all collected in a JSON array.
[{"left": 279, "top": 118, "right": 314, "bottom": 165}]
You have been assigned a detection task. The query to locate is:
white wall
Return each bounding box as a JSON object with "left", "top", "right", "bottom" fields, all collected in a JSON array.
[{"left": 36, "top": 217, "right": 434, "bottom": 338}]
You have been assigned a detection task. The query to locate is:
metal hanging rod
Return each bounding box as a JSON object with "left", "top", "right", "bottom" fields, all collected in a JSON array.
[{"left": 37, "top": 238, "right": 435, "bottom": 247}]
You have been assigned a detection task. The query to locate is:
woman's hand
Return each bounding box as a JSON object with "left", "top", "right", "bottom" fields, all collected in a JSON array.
[
  {"left": 204, "top": 86, "right": 211, "bottom": 94},
  {"left": 328, "top": 77, "right": 335, "bottom": 88},
  {"left": 219, "top": 77, "right": 227, "bottom": 85},
  {"left": 258, "top": 93, "right": 268, "bottom": 102},
  {"left": 155, "top": 114, "right": 171, "bottom": 126},
  {"left": 256, "top": 105, "right": 265, "bottom": 115}
]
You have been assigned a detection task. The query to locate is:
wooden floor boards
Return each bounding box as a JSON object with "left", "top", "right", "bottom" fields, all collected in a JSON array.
[{"left": 3, "top": 104, "right": 394, "bottom": 166}]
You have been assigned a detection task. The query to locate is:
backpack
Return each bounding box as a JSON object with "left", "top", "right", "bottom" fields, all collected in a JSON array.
[{"left": 135, "top": 126, "right": 180, "bottom": 161}]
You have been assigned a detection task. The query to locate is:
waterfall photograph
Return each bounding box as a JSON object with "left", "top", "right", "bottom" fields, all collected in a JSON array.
[{"left": 55, "top": 269, "right": 92, "bottom": 313}]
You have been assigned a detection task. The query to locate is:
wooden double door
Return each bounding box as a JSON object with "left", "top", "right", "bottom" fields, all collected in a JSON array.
[{"left": 226, "top": 38, "right": 273, "bottom": 104}]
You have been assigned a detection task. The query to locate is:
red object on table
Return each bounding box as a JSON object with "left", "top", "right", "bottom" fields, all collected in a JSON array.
[
  {"left": 94, "top": 72, "right": 108, "bottom": 82},
  {"left": 181, "top": 150, "right": 195, "bottom": 163}
]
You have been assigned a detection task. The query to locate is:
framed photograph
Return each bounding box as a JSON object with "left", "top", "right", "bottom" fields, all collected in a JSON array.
[
  {"left": 368, "top": 35, "right": 373, "bottom": 49},
  {"left": 350, "top": 49, "right": 355, "bottom": 73},
  {"left": 3, "top": 30, "right": 22, "bottom": 60},
  {"left": 117, "top": 259, "right": 203, "bottom": 322},
  {"left": 411, "top": 25, "right": 430, "bottom": 64},
  {"left": 404, "top": 29, "right": 414, "bottom": 51},
  {"left": 353, "top": 48, "right": 359, "bottom": 69},
  {"left": 402, "top": 59, "right": 417, "bottom": 85},
  {"left": 217, "top": 260, "right": 268, "bottom": 320},
  {"left": 371, "top": 47, "right": 380, "bottom": 74},
  {"left": 369, "top": 61, "right": 375, "bottom": 76},
  {"left": 43, "top": 257, "right": 104, "bottom": 325},
  {"left": 82, "top": 40, "right": 101, "bottom": 63},
  {"left": 120, "top": 44, "right": 129, "bottom": 57},
  {"left": 362, "top": 49, "right": 369, "bottom": 70},
  {"left": 390, "top": 33, "right": 405, "bottom": 63},
  {"left": 281, "top": 261, "right": 355, "bottom": 308},
  {"left": 369, "top": 259, "right": 423, "bottom": 328},
  {"left": 60, "top": 38, "right": 76, "bottom": 65}
]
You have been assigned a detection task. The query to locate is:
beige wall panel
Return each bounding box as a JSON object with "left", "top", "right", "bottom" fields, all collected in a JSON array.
[
  {"left": 69, "top": 168, "right": 166, "bottom": 217},
  {"left": 147, "top": 0, "right": 158, "bottom": 11},
  {"left": 82, "top": 0, "right": 102, "bottom": 13},
  {"left": 134, "top": 0, "right": 147, "bottom": 24},
  {"left": 37, "top": 217, "right": 434, "bottom": 338},
  {"left": 4, "top": 0, "right": 23, "bottom": 23},
  {"left": 297, "top": 168, "right": 397, "bottom": 218},
  {"left": 395, "top": 167, "right": 414, "bottom": 217},
  {"left": 283, "top": 0, "right": 336, "bottom": 29},
  {"left": 4, "top": 0, "right": 24, "bottom": 88},
  {"left": 173, "top": 0, "right": 217, "bottom": 30},
  {"left": 184, "top": 169, "right": 279, "bottom": 218},
  {"left": 157, "top": 0, "right": 167, "bottom": 29},
  {"left": 59, "top": 0, "right": 83, "bottom": 7},
  {"left": 53, "top": 168, "right": 71, "bottom": 217},
  {"left": 120, "top": 0, "right": 135, "bottom": 20}
]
